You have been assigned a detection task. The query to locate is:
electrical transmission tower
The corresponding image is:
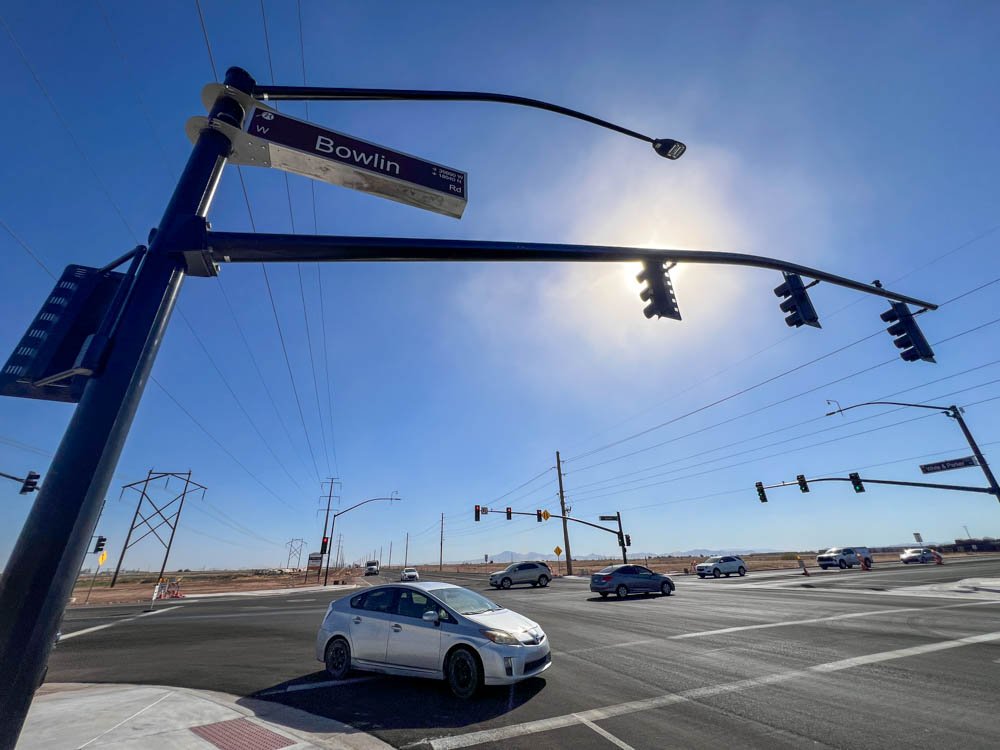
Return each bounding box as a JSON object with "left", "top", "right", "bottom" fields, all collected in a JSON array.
[
  {"left": 109, "top": 470, "right": 206, "bottom": 587},
  {"left": 285, "top": 538, "right": 305, "bottom": 569}
]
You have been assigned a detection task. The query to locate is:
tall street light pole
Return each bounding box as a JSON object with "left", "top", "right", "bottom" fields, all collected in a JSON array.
[
  {"left": 323, "top": 496, "right": 401, "bottom": 586},
  {"left": 826, "top": 400, "right": 1000, "bottom": 501}
]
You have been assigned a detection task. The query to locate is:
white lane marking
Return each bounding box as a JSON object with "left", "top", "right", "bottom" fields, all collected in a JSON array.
[
  {"left": 257, "top": 675, "right": 379, "bottom": 696},
  {"left": 427, "top": 629, "right": 1000, "bottom": 749},
  {"left": 287, "top": 598, "right": 316, "bottom": 602},
  {"left": 59, "top": 605, "right": 181, "bottom": 641},
  {"left": 76, "top": 690, "right": 173, "bottom": 748},
  {"left": 575, "top": 715, "right": 637, "bottom": 750},
  {"left": 555, "top": 599, "right": 1000, "bottom": 655},
  {"left": 670, "top": 599, "right": 1000, "bottom": 639}
]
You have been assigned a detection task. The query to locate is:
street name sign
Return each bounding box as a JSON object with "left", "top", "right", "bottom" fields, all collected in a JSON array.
[
  {"left": 919, "top": 456, "right": 977, "bottom": 474},
  {"left": 190, "top": 104, "right": 467, "bottom": 218}
]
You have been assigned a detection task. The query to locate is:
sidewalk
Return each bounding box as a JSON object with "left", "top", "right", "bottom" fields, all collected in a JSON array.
[
  {"left": 18, "top": 683, "right": 392, "bottom": 749},
  {"left": 181, "top": 583, "right": 358, "bottom": 599}
]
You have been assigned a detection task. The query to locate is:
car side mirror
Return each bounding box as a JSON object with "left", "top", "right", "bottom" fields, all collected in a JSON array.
[{"left": 422, "top": 610, "right": 440, "bottom": 625}]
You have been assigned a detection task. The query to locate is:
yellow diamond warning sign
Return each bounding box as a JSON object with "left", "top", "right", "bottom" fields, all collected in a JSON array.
[
  {"left": 541, "top": 510, "right": 551, "bottom": 521},
  {"left": 554, "top": 546, "right": 562, "bottom": 557}
]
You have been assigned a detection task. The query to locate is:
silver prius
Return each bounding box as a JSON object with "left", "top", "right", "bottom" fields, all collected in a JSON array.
[{"left": 315, "top": 582, "right": 551, "bottom": 698}]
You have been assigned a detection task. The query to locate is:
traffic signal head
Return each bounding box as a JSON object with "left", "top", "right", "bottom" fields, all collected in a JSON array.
[
  {"left": 849, "top": 472, "right": 865, "bottom": 493},
  {"left": 636, "top": 260, "right": 681, "bottom": 320},
  {"left": 93, "top": 535, "right": 107, "bottom": 554},
  {"left": 773, "top": 273, "right": 821, "bottom": 329},
  {"left": 796, "top": 474, "right": 810, "bottom": 493},
  {"left": 506, "top": 507, "right": 512, "bottom": 520},
  {"left": 474, "top": 504, "right": 481, "bottom": 522},
  {"left": 536, "top": 509, "right": 543, "bottom": 522},
  {"left": 880, "top": 302, "right": 935, "bottom": 363},
  {"left": 755, "top": 481, "right": 768, "bottom": 503},
  {"left": 625, "top": 534, "right": 632, "bottom": 547},
  {"left": 19, "top": 471, "right": 40, "bottom": 494},
  {"left": 320, "top": 536, "right": 329, "bottom": 554}
]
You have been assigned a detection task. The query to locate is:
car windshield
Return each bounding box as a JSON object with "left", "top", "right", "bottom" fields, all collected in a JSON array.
[
  {"left": 704, "top": 556, "right": 722, "bottom": 563},
  {"left": 825, "top": 548, "right": 841, "bottom": 553},
  {"left": 433, "top": 587, "right": 503, "bottom": 615},
  {"left": 403, "top": 568, "right": 416, "bottom": 573},
  {"left": 597, "top": 566, "right": 620, "bottom": 574},
  {"left": 504, "top": 564, "right": 518, "bottom": 572}
]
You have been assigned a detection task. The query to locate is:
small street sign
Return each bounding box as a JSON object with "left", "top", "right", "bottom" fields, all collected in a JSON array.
[
  {"left": 97, "top": 550, "right": 107, "bottom": 566},
  {"left": 599, "top": 515, "right": 617, "bottom": 522},
  {"left": 919, "top": 456, "right": 977, "bottom": 474},
  {"left": 481, "top": 506, "right": 489, "bottom": 515},
  {"left": 192, "top": 105, "right": 467, "bottom": 218},
  {"left": 553, "top": 546, "right": 562, "bottom": 557},
  {"left": 541, "top": 510, "right": 551, "bottom": 521}
]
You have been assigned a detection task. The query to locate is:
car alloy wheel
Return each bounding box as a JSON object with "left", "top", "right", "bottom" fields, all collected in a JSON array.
[
  {"left": 838, "top": 560, "right": 847, "bottom": 569},
  {"left": 660, "top": 582, "right": 672, "bottom": 596},
  {"left": 615, "top": 584, "right": 628, "bottom": 599},
  {"left": 324, "top": 638, "right": 351, "bottom": 680},
  {"left": 500, "top": 577, "right": 512, "bottom": 589},
  {"left": 712, "top": 568, "right": 721, "bottom": 579},
  {"left": 538, "top": 575, "right": 550, "bottom": 587},
  {"left": 447, "top": 648, "right": 482, "bottom": 699},
  {"left": 738, "top": 566, "right": 746, "bottom": 576}
]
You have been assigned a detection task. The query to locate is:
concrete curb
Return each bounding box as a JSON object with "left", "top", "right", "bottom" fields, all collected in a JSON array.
[{"left": 23, "top": 682, "right": 392, "bottom": 750}]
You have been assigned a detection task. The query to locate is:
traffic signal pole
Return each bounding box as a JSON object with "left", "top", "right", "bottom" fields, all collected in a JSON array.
[{"left": 0, "top": 66, "right": 253, "bottom": 748}]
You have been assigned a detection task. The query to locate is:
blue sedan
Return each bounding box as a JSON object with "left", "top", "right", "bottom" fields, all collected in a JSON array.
[{"left": 590, "top": 564, "right": 675, "bottom": 599}]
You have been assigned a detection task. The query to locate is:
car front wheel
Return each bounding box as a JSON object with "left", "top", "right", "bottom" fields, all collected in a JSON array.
[
  {"left": 324, "top": 637, "right": 351, "bottom": 680},
  {"left": 446, "top": 648, "right": 482, "bottom": 699},
  {"left": 500, "top": 577, "right": 512, "bottom": 589},
  {"left": 661, "top": 582, "right": 672, "bottom": 596},
  {"left": 538, "top": 575, "right": 550, "bottom": 587},
  {"left": 712, "top": 568, "right": 721, "bottom": 579},
  {"left": 738, "top": 566, "right": 746, "bottom": 576},
  {"left": 838, "top": 560, "right": 847, "bottom": 569},
  {"left": 615, "top": 584, "right": 628, "bottom": 599}
]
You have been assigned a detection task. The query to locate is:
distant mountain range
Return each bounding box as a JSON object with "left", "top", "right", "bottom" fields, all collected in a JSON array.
[{"left": 481, "top": 548, "right": 782, "bottom": 564}]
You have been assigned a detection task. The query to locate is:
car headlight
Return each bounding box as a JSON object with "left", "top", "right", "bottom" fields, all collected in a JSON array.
[{"left": 481, "top": 629, "right": 521, "bottom": 646}]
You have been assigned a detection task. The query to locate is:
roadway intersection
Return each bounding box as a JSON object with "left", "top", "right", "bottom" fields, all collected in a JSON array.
[{"left": 48, "top": 557, "right": 1000, "bottom": 749}]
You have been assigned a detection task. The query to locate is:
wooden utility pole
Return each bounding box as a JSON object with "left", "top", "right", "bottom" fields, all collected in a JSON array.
[
  {"left": 388, "top": 540, "right": 393, "bottom": 569},
  {"left": 556, "top": 451, "right": 573, "bottom": 575},
  {"left": 404, "top": 532, "right": 409, "bottom": 567},
  {"left": 439, "top": 513, "right": 444, "bottom": 571}
]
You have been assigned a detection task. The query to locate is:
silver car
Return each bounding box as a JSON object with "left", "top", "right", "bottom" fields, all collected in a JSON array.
[
  {"left": 695, "top": 555, "right": 746, "bottom": 578},
  {"left": 315, "top": 582, "right": 551, "bottom": 698},
  {"left": 488, "top": 561, "right": 552, "bottom": 589},
  {"left": 400, "top": 567, "right": 420, "bottom": 581},
  {"left": 900, "top": 548, "right": 938, "bottom": 564}
]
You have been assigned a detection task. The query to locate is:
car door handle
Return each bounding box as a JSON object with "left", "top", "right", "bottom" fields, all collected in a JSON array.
[
  {"left": 352, "top": 617, "right": 362, "bottom": 624},
  {"left": 391, "top": 624, "right": 402, "bottom": 632}
]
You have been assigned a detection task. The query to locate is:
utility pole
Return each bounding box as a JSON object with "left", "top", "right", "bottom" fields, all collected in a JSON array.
[
  {"left": 388, "top": 540, "right": 393, "bottom": 569},
  {"left": 556, "top": 451, "right": 574, "bottom": 575},
  {"left": 379, "top": 545, "right": 383, "bottom": 564},
  {"left": 404, "top": 532, "right": 409, "bottom": 567},
  {"left": 439, "top": 513, "right": 444, "bottom": 572},
  {"left": 616, "top": 511, "right": 627, "bottom": 564},
  {"left": 285, "top": 538, "right": 304, "bottom": 569},
  {"left": 963, "top": 524, "right": 972, "bottom": 539},
  {"left": 318, "top": 478, "right": 338, "bottom": 582}
]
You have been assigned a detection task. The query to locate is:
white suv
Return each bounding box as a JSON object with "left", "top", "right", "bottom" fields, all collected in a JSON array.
[
  {"left": 816, "top": 547, "right": 872, "bottom": 570},
  {"left": 696, "top": 555, "right": 746, "bottom": 578}
]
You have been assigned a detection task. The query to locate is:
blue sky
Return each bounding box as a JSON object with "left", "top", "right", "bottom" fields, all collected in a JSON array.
[{"left": 1, "top": 1, "right": 999, "bottom": 572}]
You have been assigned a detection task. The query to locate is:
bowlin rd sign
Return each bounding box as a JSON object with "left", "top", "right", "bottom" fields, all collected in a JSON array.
[{"left": 191, "top": 104, "right": 468, "bottom": 219}]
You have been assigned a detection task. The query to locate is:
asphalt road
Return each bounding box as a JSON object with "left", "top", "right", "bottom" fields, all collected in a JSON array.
[{"left": 48, "top": 557, "right": 1000, "bottom": 749}]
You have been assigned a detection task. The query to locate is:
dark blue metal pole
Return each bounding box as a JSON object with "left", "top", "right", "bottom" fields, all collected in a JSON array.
[{"left": 0, "top": 67, "right": 254, "bottom": 748}]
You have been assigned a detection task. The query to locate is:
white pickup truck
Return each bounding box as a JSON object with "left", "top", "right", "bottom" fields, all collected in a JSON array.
[{"left": 816, "top": 547, "right": 872, "bottom": 570}]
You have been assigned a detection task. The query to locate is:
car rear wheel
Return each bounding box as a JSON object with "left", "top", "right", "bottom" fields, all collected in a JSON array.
[
  {"left": 500, "top": 577, "right": 512, "bottom": 589},
  {"left": 446, "top": 647, "right": 482, "bottom": 699},
  {"left": 738, "top": 566, "right": 746, "bottom": 576},
  {"left": 712, "top": 568, "right": 721, "bottom": 579},
  {"left": 615, "top": 584, "right": 628, "bottom": 599},
  {"left": 538, "top": 575, "right": 550, "bottom": 587},
  {"left": 324, "top": 637, "right": 351, "bottom": 680},
  {"left": 660, "top": 582, "right": 672, "bottom": 596},
  {"left": 838, "top": 560, "right": 847, "bottom": 569}
]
